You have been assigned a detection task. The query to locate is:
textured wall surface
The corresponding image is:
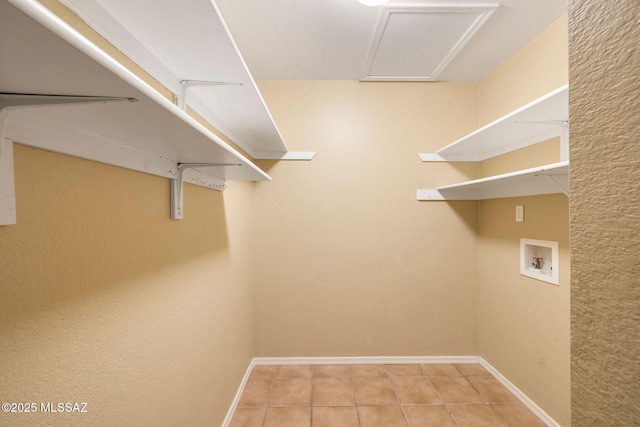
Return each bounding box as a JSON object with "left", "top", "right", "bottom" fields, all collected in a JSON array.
[
  {"left": 0, "top": 146, "right": 255, "bottom": 426},
  {"left": 477, "top": 13, "right": 570, "bottom": 426},
  {"left": 569, "top": 0, "right": 640, "bottom": 425},
  {"left": 253, "top": 80, "right": 480, "bottom": 357}
]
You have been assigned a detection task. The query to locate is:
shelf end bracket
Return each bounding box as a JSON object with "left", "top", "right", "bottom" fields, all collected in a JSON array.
[
  {"left": 543, "top": 174, "right": 570, "bottom": 197},
  {"left": 0, "top": 110, "right": 16, "bottom": 225},
  {"left": 170, "top": 162, "right": 239, "bottom": 220},
  {"left": 175, "top": 80, "right": 243, "bottom": 111},
  {"left": 417, "top": 189, "right": 446, "bottom": 201}
]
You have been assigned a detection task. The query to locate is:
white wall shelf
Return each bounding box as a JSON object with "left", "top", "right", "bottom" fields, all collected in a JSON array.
[
  {"left": 417, "top": 161, "right": 568, "bottom": 200},
  {"left": 0, "top": 0, "right": 275, "bottom": 224},
  {"left": 59, "top": 0, "right": 316, "bottom": 161},
  {"left": 417, "top": 85, "right": 569, "bottom": 201},
  {"left": 419, "top": 85, "right": 568, "bottom": 162}
]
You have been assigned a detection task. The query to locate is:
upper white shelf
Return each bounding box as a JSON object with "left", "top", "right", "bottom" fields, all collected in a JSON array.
[
  {"left": 419, "top": 85, "right": 568, "bottom": 162},
  {"left": 59, "top": 0, "right": 291, "bottom": 160},
  {"left": 0, "top": 0, "right": 269, "bottom": 183},
  {"left": 417, "top": 161, "right": 569, "bottom": 200},
  {"left": 0, "top": 0, "right": 276, "bottom": 224}
]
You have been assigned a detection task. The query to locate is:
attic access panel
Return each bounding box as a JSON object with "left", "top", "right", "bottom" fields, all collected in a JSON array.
[{"left": 361, "top": 4, "right": 498, "bottom": 82}]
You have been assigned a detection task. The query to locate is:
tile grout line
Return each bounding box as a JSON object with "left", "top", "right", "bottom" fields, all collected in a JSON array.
[
  {"left": 258, "top": 366, "right": 277, "bottom": 427},
  {"left": 385, "top": 364, "right": 412, "bottom": 427},
  {"left": 309, "top": 364, "right": 313, "bottom": 427},
  {"left": 463, "top": 373, "right": 512, "bottom": 427},
  {"left": 452, "top": 366, "right": 492, "bottom": 427},
  {"left": 425, "top": 364, "right": 463, "bottom": 427},
  {"left": 348, "top": 364, "right": 363, "bottom": 427}
]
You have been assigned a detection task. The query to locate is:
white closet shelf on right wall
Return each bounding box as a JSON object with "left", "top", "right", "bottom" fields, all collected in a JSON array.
[{"left": 417, "top": 84, "right": 569, "bottom": 201}]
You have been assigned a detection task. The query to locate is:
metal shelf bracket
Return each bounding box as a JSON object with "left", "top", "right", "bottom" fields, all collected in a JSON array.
[
  {"left": 174, "top": 80, "right": 243, "bottom": 111},
  {"left": 0, "top": 94, "right": 136, "bottom": 225},
  {"left": 0, "top": 110, "right": 16, "bottom": 225},
  {"left": 541, "top": 173, "right": 570, "bottom": 197},
  {"left": 170, "top": 162, "right": 240, "bottom": 220},
  {"left": 516, "top": 119, "right": 569, "bottom": 162}
]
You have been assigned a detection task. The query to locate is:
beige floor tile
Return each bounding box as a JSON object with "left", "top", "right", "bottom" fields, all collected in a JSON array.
[
  {"left": 492, "top": 403, "right": 547, "bottom": 427},
  {"left": 430, "top": 377, "right": 485, "bottom": 403},
  {"left": 228, "top": 407, "right": 265, "bottom": 427},
  {"left": 456, "top": 363, "right": 491, "bottom": 376},
  {"left": 238, "top": 379, "right": 272, "bottom": 407},
  {"left": 313, "top": 378, "right": 355, "bottom": 406},
  {"left": 231, "top": 363, "right": 548, "bottom": 427},
  {"left": 269, "top": 379, "right": 312, "bottom": 406},
  {"left": 351, "top": 364, "right": 388, "bottom": 377},
  {"left": 312, "top": 406, "right": 360, "bottom": 427},
  {"left": 249, "top": 365, "right": 276, "bottom": 380},
  {"left": 353, "top": 377, "right": 399, "bottom": 405},
  {"left": 449, "top": 404, "right": 508, "bottom": 427},
  {"left": 402, "top": 405, "right": 457, "bottom": 427},
  {"left": 359, "top": 405, "right": 408, "bottom": 427},
  {"left": 467, "top": 376, "right": 518, "bottom": 403},
  {"left": 276, "top": 365, "right": 313, "bottom": 378},
  {"left": 420, "top": 363, "right": 462, "bottom": 377},
  {"left": 391, "top": 377, "right": 442, "bottom": 404},
  {"left": 385, "top": 364, "right": 424, "bottom": 377},
  {"left": 313, "top": 364, "right": 350, "bottom": 378},
  {"left": 263, "top": 407, "right": 311, "bottom": 427}
]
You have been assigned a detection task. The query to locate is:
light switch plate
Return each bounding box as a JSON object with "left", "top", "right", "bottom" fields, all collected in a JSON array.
[{"left": 516, "top": 205, "right": 524, "bottom": 222}]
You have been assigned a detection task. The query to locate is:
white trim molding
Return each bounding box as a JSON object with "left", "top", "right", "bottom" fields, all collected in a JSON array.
[
  {"left": 220, "top": 359, "right": 256, "bottom": 427},
  {"left": 251, "top": 355, "right": 480, "bottom": 366},
  {"left": 480, "top": 359, "right": 561, "bottom": 427}
]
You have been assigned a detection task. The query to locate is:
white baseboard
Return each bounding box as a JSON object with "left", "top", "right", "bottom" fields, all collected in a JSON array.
[
  {"left": 222, "top": 355, "right": 560, "bottom": 427},
  {"left": 479, "top": 359, "right": 560, "bottom": 427},
  {"left": 220, "top": 359, "right": 256, "bottom": 427},
  {"left": 252, "top": 355, "right": 480, "bottom": 365}
]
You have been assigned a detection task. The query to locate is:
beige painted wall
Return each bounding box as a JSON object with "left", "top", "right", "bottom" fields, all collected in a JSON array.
[
  {"left": 478, "top": 196, "right": 570, "bottom": 424},
  {"left": 477, "top": 13, "right": 571, "bottom": 426},
  {"left": 0, "top": 145, "right": 255, "bottom": 426},
  {"left": 0, "top": 2, "right": 256, "bottom": 425},
  {"left": 569, "top": 0, "right": 640, "bottom": 424},
  {"left": 479, "top": 14, "right": 569, "bottom": 126},
  {"left": 253, "top": 80, "right": 480, "bottom": 357}
]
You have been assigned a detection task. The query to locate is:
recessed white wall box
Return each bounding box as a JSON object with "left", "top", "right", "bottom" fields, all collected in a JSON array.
[{"left": 520, "top": 238, "right": 559, "bottom": 285}]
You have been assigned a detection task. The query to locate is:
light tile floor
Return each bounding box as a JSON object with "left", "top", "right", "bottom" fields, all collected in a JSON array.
[{"left": 229, "top": 363, "right": 547, "bottom": 427}]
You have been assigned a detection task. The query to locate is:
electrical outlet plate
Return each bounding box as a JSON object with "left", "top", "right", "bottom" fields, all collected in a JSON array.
[{"left": 515, "top": 205, "right": 524, "bottom": 222}]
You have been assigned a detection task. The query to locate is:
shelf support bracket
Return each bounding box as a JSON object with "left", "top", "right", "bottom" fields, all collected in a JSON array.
[
  {"left": 0, "top": 93, "right": 137, "bottom": 111},
  {"left": 516, "top": 119, "right": 569, "bottom": 162},
  {"left": 542, "top": 174, "right": 570, "bottom": 197},
  {"left": 0, "top": 94, "right": 138, "bottom": 225},
  {"left": 416, "top": 189, "right": 446, "bottom": 201},
  {"left": 170, "top": 162, "right": 240, "bottom": 220},
  {"left": 175, "top": 80, "right": 243, "bottom": 111},
  {"left": 0, "top": 110, "right": 16, "bottom": 225}
]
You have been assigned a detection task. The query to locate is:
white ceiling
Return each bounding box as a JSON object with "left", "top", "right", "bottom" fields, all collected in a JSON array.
[{"left": 214, "top": 0, "right": 567, "bottom": 82}]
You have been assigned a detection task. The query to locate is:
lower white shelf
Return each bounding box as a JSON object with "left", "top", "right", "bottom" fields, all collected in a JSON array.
[{"left": 417, "top": 161, "right": 569, "bottom": 201}]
